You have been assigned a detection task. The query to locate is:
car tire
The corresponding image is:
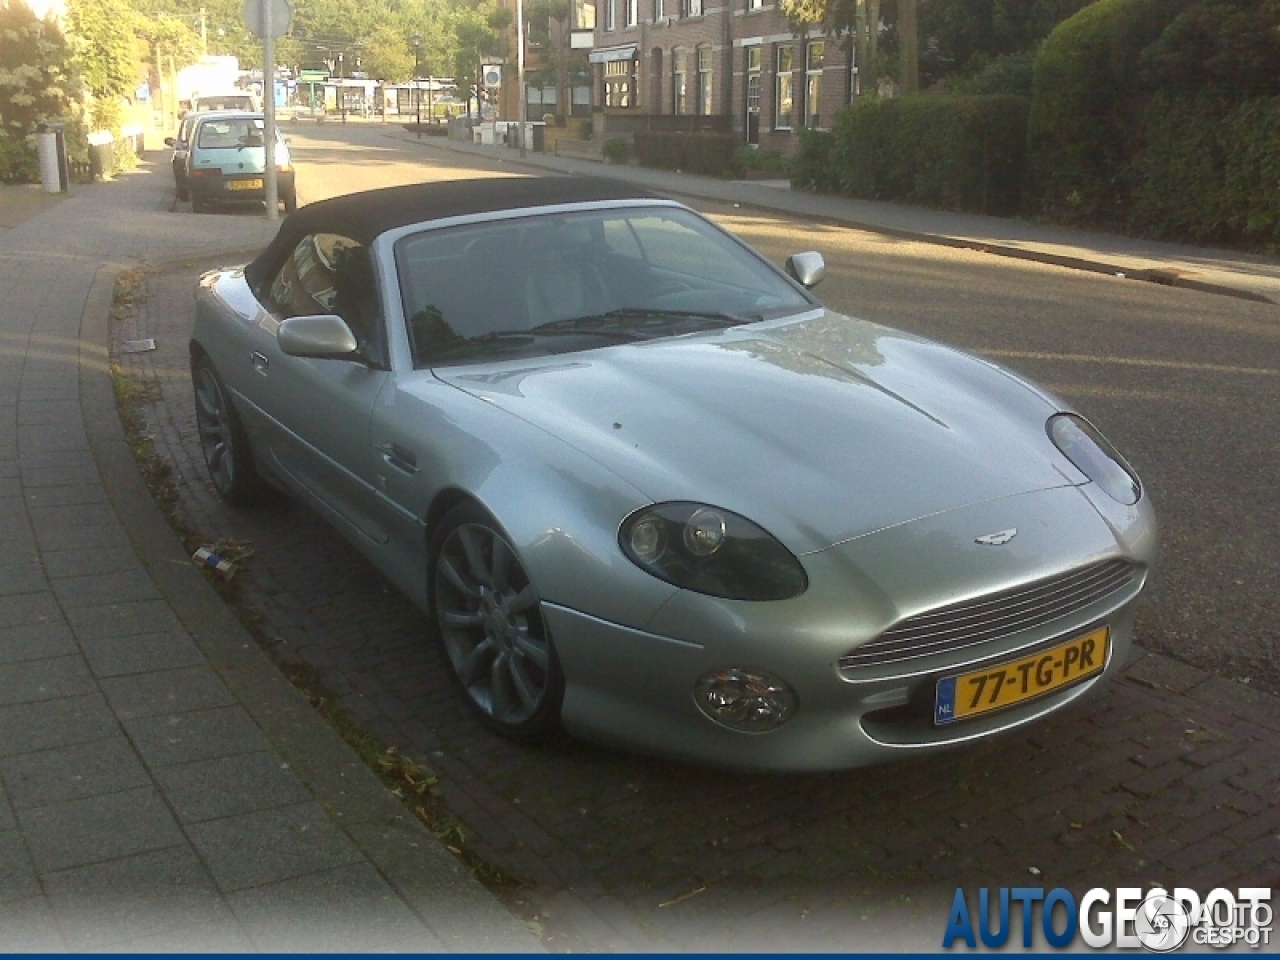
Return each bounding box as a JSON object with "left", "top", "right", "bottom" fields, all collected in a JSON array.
[
  {"left": 429, "top": 502, "right": 564, "bottom": 740},
  {"left": 192, "top": 354, "right": 267, "bottom": 505},
  {"left": 176, "top": 183, "right": 189, "bottom": 201},
  {"left": 191, "top": 196, "right": 206, "bottom": 214},
  {"left": 283, "top": 189, "right": 298, "bottom": 214}
]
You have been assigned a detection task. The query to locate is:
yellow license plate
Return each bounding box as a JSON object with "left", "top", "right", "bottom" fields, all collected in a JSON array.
[
  {"left": 934, "top": 627, "right": 1109, "bottom": 725},
  {"left": 227, "top": 178, "right": 263, "bottom": 191}
]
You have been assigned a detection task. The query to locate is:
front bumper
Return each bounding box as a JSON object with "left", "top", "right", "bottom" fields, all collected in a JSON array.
[{"left": 548, "top": 483, "right": 1156, "bottom": 771}]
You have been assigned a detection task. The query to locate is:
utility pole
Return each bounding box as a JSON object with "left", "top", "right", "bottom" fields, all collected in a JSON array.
[
  {"left": 199, "top": 6, "right": 207, "bottom": 55},
  {"left": 263, "top": 0, "right": 278, "bottom": 221},
  {"left": 517, "top": 0, "right": 527, "bottom": 157},
  {"left": 412, "top": 34, "right": 422, "bottom": 134}
]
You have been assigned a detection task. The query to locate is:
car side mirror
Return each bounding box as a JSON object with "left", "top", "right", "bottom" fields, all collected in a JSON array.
[
  {"left": 786, "top": 251, "right": 825, "bottom": 289},
  {"left": 278, "top": 314, "right": 359, "bottom": 359},
  {"left": 164, "top": 137, "right": 176, "bottom": 147}
]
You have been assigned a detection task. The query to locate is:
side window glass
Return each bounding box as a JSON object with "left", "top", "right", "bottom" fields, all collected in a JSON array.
[{"left": 267, "top": 234, "right": 386, "bottom": 368}]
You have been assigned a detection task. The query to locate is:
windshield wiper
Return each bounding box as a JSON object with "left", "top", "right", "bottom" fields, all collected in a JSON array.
[
  {"left": 531, "top": 308, "right": 753, "bottom": 337},
  {"left": 428, "top": 330, "right": 537, "bottom": 361}
]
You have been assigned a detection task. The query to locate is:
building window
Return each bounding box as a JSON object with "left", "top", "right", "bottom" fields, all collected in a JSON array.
[
  {"left": 775, "top": 45, "right": 794, "bottom": 129},
  {"left": 673, "top": 48, "right": 689, "bottom": 114},
  {"left": 574, "top": 0, "right": 596, "bottom": 29},
  {"left": 697, "top": 46, "right": 713, "bottom": 115},
  {"left": 605, "top": 58, "right": 634, "bottom": 106},
  {"left": 604, "top": 0, "right": 615, "bottom": 30},
  {"left": 748, "top": 0, "right": 762, "bottom": 9},
  {"left": 655, "top": 0, "right": 663, "bottom": 18},
  {"left": 745, "top": 45, "right": 761, "bottom": 144},
  {"left": 805, "top": 40, "right": 824, "bottom": 127},
  {"left": 625, "top": 0, "right": 638, "bottom": 27},
  {"left": 683, "top": 0, "right": 702, "bottom": 16}
]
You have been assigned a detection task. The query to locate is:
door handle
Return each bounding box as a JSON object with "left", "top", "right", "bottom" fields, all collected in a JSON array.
[
  {"left": 251, "top": 351, "right": 269, "bottom": 376},
  {"left": 378, "top": 443, "right": 418, "bottom": 475}
]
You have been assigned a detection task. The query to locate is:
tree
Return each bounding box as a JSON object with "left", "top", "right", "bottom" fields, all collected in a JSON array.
[
  {"left": 363, "top": 23, "right": 415, "bottom": 82},
  {"left": 779, "top": 0, "right": 883, "bottom": 91},
  {"left": 916, "top": 0, "right": 1094, "bottom": 88},
  {"left": 0, "top": 0, "right": 80, "bottom": 180},
  {"left": 66, "top": 0, "right": 139, "bottom": 129}
]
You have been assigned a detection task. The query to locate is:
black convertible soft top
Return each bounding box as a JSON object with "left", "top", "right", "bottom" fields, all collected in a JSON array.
[{"left": 243, "top": 176, "right": 660, "bottom": 295}]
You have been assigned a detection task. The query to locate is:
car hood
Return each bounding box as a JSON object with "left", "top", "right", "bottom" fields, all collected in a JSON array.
[{"left": 435, "top": 311, "right": 1078, "bottom": 555}]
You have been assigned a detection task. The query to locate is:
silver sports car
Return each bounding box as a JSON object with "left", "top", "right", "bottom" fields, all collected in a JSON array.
[{"left": 190, "top": 177, "right": 1157, "bottom": 771}]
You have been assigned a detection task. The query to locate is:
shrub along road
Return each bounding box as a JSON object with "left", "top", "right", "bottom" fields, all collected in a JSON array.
[{"left": 127, "top": 124, "right": 1280, "bottom": 949}]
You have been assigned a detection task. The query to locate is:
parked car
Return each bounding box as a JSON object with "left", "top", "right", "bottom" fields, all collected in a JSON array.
[
  {"left": 189, "top": 177, "right": 1156, "bottom": 771},
  {"left": 164, "top": 112, "right": 201, "bottom": 200},
  {"left": 185, "top": 111, "right": 296, "bottom": 214}
]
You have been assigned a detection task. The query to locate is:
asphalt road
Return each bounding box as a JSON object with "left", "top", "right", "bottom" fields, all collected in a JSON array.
[
  {"left": 281, "top": 118, "right": 1279, "bottom": 694},
  {"left": 134, "top": 121, "right": 1279, "bottom": 948}
]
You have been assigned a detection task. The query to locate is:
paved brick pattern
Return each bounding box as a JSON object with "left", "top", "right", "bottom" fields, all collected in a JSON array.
[
  {"left": 0, "top": 168, "right": 538, "bottom": 951},
  {"left": 127, "top": 258, "right": 1280, "bottom": 951}
]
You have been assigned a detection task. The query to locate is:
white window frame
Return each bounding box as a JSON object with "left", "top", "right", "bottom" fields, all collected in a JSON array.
[
  {"left": 805, "top": 40, "right": 824, "bottom": 128},
  {"left": 774, "top": 44, "right": 794, "bottom": 130}
]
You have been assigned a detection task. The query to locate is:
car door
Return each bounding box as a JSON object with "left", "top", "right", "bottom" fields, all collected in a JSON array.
[{"left": 255, "top": 233, "right": 397, "bottom": 544}]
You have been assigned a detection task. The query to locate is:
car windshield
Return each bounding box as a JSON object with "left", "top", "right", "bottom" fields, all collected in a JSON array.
[
  {"left": 397, "top": 206, "right": 815, "bottom": 367},
  {"left": 196, "top": 118, "right": 265, "bottom": 150}
]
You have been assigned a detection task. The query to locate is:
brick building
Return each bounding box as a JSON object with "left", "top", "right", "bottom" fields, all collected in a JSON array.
[{"left": 584, "top": 0, "right": 856, "bottom": 153}]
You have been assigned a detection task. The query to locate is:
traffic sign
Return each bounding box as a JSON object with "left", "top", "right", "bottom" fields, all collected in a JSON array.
[{"left": 242, "top": 0, "right": 293, "bottom": 39}]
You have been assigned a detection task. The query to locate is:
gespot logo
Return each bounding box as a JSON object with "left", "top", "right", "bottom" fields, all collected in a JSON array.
[{"left": 942, "top": 886, "right": 1273, "bottom": 951}]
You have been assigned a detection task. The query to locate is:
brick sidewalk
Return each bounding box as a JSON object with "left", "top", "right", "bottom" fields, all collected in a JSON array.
[
  {"left": 124, "top": 257, "right": 1280, "bottom": 951},
  {"left": 0, "top": 168, "right": 539, "bottom": 951}
]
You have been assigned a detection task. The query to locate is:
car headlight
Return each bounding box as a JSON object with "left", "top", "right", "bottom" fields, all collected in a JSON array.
[
  {"left": 619, "top": 501, "right": 807, "bottom": 601},
  {"left": 1048, "top": 413, "right": 1141, "bottom": 505}
]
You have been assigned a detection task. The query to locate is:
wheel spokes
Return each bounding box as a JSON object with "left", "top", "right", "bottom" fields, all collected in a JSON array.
[
  {"left": 208, "top": 440, "right": 227, "bottom": 474},
  {"left": 437, "top": 555, "right": 480, "bottom": 600},
  {"left": 457, "top": 526, "right": 492, "bottom": 587},
  {"left": 490, "top": 650, "right": 513, "bottom": 719},
  {"left": 440, "top": 609, "right": 484, "bottom": 630},
  {"left": 456, "top": 635, "right": 496, "bottom": 687},
  {"left": 512, "top": 628, "right": 549, "bottom": 670},
  {"left": 490, "top": 535, "right": 512, "bottom": 592},
  {"left": 507, "top": 655, "right": 541, "bottom": 711},
  {"left": 508, "top": 583, "right": 538, "bottom": 615}
]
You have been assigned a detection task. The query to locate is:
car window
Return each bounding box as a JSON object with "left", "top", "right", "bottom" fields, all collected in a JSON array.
[
  {"left": 196, "top": 95, "right": 255, "bottom": 111},
  {"left": 268, "top": 234, "right": 387, "bottom": 368},
  {"left": 196, "top": 118, "right": 264, "bottom": 150},
  {"left": 397, "top": 207, "right": 813, "bottom": 367}
]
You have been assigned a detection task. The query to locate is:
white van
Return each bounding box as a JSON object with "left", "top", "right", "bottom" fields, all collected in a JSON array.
[{"left": 190, "top": 92, "right": 261, "bottom": 113}]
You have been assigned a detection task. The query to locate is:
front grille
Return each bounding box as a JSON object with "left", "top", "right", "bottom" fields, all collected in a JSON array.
[{"left": 839, "top": 558, "right": 1139, "bottom": 671}]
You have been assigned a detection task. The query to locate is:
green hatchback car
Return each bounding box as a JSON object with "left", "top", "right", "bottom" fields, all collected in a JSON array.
[{"left": 186, "top": 112, "right": 296, "bottom": 214}]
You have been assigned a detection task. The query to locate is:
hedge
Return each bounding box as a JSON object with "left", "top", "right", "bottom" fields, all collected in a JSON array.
[
  {"left": 1130, "top": 93, "right": 1280, "bottom": 247},
  {"left": 800, "top": 94, "right": 1029, "bottom": 216},
  {"left": 1026, "top": 0, "right": 1188, "bottom": 223},
  {"left": 633, "top": 131, "right": 738, "bottom": 177}
]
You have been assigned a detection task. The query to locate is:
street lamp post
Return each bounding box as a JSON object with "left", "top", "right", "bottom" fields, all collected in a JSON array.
[
  {"left": 517, "top": 0, "right": 526, "bottom": 157},
  {"left": 411, "top": 34, "right": 422, "bottom": 134}
]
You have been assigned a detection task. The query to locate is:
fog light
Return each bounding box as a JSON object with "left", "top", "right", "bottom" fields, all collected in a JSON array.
[{"left": 694, "top": 667, "right": 797, "bottom": 732}]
